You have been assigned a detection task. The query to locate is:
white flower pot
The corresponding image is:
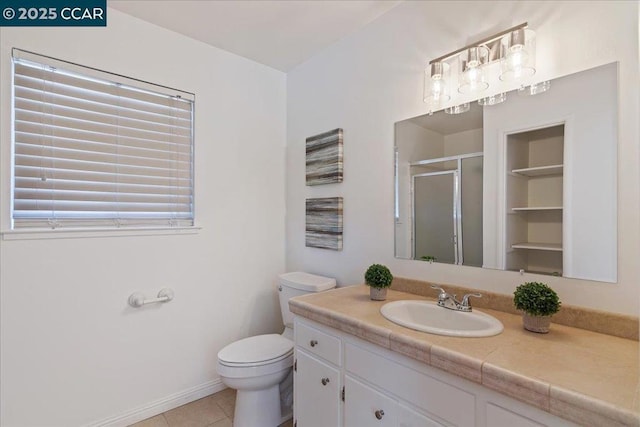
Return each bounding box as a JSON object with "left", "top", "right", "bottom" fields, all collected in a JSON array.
[
  {"left": 522, "top": 313, "right": 552, "bottom": 333},
  {"left": 369, "top": 287, "right": 388, "bottom": 301}
]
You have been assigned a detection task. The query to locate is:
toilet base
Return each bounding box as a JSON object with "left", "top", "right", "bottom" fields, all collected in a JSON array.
[{"left": 234, "top": 384, "right": 281, "bottom": 427}]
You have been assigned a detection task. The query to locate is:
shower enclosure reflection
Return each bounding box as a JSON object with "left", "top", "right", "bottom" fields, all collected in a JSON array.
[
  {"left": 412, "top": 154, "right": 483, "bottom": 265},
  {"left": 395, "top": 103, "right": 484, "bottom": 266}
]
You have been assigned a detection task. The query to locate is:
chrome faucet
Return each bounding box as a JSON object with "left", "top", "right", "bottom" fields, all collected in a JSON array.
[{"left": 431, "top": 285, "right": 481, "bottom": 312}]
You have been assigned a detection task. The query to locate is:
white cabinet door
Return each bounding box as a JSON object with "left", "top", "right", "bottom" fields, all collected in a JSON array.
[
  {"left": 294, "top": 349, "right": 341, "bottom": 427},
  {"left": 344, "top": 375, "right": 397, "bottom": 427},
  {"left": 398, "top": 403, "right": 445, "bottom": 427}
]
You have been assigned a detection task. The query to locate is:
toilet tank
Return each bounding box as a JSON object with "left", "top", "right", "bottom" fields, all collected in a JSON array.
[{"left": 278, "top": 272, "right": 336, "bottom": 328}]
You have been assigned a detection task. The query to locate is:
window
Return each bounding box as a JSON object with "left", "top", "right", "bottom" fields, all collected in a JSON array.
[{"left": 11, "top": 49, "right": 194, "bottom": 230}]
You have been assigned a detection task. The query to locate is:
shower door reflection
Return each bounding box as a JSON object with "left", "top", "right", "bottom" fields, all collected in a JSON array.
[
  {"left": 413, "top": 171, "right": 458, "bottom": 264},
  {"left": 411, "top": 154, "right": 483, "bottom": 266}
]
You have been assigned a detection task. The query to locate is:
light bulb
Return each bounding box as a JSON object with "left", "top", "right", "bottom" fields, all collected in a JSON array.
[
  {"left": 500, "top": 29, "right": 536, "bottom": 82},
  {"left": 424, "top": 62, "right": 450, "bottom": 106},
  {"left": 429, "top": 78, "right": 446, "bottom": 101},
  {"left": 458, "top": 47, "right": 489, "bottom": 94}
]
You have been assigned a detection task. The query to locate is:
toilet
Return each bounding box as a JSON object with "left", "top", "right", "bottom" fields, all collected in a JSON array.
[{"left": 217, "top": 272, "right": 336, "bottom": 427}]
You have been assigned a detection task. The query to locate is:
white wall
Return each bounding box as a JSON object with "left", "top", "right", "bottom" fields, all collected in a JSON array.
[
  {"left": 0, "top": 8, "right": 286, "bottom": 426},
  {"left": 443, "top": 128, "right": 483, "bottom": 157},
  {"left": 286, "top": 1, "right": 640, "bottom": 315}
]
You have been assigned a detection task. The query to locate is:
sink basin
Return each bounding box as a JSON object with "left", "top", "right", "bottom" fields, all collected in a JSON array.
[{"left": 380, "top": 300, "right": 503, "bottom": 337}]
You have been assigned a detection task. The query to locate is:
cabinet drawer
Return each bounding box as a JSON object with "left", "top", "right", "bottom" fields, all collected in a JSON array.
[
  {"left": 296, "top": 321, "right": 341, "bottom": 366},
  {"left": 344, "top": 375, "right": 397, "bottom": 427},
  {"left": 345, "top": 342, "right": 474, "bottom": 426}
]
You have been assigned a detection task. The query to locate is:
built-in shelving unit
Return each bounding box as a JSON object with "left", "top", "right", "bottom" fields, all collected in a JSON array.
[{"left": 505, "top": 125, "right": 565, "bottom": 276}]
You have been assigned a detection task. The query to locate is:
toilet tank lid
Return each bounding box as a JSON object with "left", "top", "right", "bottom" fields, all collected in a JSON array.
[{"left": 279, "top": 272, "right": 336, "bottom": 292}]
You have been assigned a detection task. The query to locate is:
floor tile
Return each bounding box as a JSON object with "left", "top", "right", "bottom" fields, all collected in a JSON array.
[
  {"left": 209, "top": 387, "right": 235, "bottom": 402},
  {"left": 216, "top": 395, "right": 235, "bottom": 420},
  {"left": 208, "top": 418, "right": 232, "bottom": 427},
  {"left": 163, "top": 395, "right": 227, "bottom": 427},
  {"left": 129, "top": 414, "right": 169, "bottom": 427}
]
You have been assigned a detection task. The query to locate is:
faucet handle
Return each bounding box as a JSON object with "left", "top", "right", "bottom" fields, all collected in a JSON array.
[
  {"left": 430, "top": 285, "right": 448, "bottom": 299},
  {"left": 460, "top": 293, "right": 482, "bottom": 310}
]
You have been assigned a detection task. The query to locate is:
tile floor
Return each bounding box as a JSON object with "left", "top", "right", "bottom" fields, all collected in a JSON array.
[{"left": 129, "top": 388, "right": 294, "bottom": 427}]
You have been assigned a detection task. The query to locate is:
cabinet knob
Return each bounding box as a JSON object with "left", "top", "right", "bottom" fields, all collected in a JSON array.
[
  {"left": 310, "top": 340, "right": 318, "bottom": 347},
  {"left": 321, "top": 377, "right": 330, "bottom": 386},
  {"left": 375, "top": 409, "right": 385, "bottom": 420}
]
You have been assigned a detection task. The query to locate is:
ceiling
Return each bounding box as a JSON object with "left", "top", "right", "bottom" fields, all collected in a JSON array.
[{"left": 108, "top": 0, "right": 402, "bottom": 72}]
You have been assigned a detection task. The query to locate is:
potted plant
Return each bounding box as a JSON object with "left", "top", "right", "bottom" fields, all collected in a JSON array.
[
  {"left": 513, "top": 282, "right": 561, "bottom": 333},
  {"left": 364, "top": 264, "right": 393, "bottom": 301}
]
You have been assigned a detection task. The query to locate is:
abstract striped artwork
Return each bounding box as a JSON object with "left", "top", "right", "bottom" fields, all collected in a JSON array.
[
  {"left": 306, "top": 197, "right": 343, "bottom": 250},
  {"left": 306, "top": 128, "right": 343, "bottom": 185}
]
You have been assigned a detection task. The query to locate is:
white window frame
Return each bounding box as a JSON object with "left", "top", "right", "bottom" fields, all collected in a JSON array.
[{"left": 7, "top": 49, "right": 196, "bottom": 237}]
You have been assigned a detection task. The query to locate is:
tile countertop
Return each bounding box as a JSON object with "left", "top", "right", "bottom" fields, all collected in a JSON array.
[{"left": 289, "top": 285, "right": 640, "bottom": 427}]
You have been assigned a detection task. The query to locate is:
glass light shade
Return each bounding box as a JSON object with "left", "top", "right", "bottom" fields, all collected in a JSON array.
[
  {"left": 517, "top": 80, "right": 550, "bottom": 96},
  {"left": 500, "top": 28, "right": 536, "bottom": 82},
  {"left": 478, "top": 92, "right": 507, "bottom": 106},
  {"left": 444, "top": 103, "right": 470, "bottom": 115},
  {"left": 424, "top": 62, "right": 451, "bottom": 107},
  {"left": 458, "top": 46, "right": 489, "bottom": 94}
]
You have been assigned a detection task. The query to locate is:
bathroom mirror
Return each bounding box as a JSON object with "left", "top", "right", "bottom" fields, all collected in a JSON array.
[{"left": 394, "top": 63, "right": 618, "bottom": 283}]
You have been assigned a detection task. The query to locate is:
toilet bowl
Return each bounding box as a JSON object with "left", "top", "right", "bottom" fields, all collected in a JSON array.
[
  {"left": 217, "top": 272, "right": 336, "bottom": 427},
  {"left": 218, "top": 334, "right": 294, "bottom": 427}
]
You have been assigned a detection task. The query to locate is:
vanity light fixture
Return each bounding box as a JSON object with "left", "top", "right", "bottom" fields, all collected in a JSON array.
[{"left": 425, "top": 22, "right": 546, "bottom": 114}]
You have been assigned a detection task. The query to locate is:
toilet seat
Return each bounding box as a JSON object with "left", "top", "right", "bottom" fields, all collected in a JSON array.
[
  {"left": 218, "top": 334, "right": 293, "bottom": 368},
  {"left": 219, "top": 351, "right": 292, "bottom": 368},
  {"left": 217, "top": 334, "right": 294, "bottom": 379}
]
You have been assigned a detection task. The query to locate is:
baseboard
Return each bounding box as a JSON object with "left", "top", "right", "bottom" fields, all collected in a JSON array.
[{"left": 85, "top": 379, "right": 226, "bottom": 427}]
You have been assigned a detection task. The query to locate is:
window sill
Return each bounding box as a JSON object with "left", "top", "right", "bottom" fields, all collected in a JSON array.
[{"left": 1, "top": 226, "right": 202, "bottom": 241}]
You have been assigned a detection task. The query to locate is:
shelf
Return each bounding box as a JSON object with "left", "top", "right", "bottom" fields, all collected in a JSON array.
[
  {"left": 511, "top": 164, "right": 563, "bottom": 177},
  {"left": 512, "top": 242, "right": 563, "bottom": 252},
  {"left": 507, "top": 268, "right": 563, "bottom": 276},
  {"left": 512, "top": 206, "right": 563, "bottom": 212}
]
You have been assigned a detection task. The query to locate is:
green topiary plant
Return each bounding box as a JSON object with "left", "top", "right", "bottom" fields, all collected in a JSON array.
[
  {"left": 364, "top": 264, "right": 393, "bottom": 289},
  {"left": 513, "top": 282, "right": 561, "bottom": 317}
]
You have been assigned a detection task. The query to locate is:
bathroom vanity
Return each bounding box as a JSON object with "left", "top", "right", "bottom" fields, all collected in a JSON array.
[{"left": 290, "top": 285, "right": 639, "bottom": 427}]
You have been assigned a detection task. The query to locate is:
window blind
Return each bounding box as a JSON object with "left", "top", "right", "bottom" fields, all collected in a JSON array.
[{"left": 11, "top": 49, "right": 194, "bottom": 229}]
